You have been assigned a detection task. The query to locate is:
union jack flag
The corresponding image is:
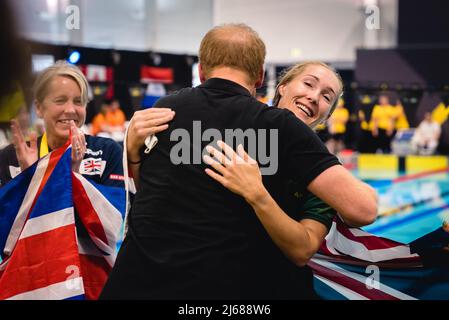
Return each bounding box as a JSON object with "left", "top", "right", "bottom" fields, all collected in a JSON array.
[
  {"left": 310, "top": 217, "right": 449, "bottom": 300},
  {"left": 0, "top": 143, "right": 125, "bottom": 300},
  {"left": 81, "top": 158, "right": 104, "bottom": 175}
]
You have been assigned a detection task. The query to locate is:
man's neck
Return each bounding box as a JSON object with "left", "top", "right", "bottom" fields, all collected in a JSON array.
[{"left": 207, "top": 67, "right": 256, "bottom": 96}]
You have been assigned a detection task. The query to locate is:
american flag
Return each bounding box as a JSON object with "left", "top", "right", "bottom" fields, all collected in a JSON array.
[
  {"left": 0, "top": 143, "right": 125, "bottom": 300},
  {"left": 310, "top": 217, "right": 449, "bottom": 300}
]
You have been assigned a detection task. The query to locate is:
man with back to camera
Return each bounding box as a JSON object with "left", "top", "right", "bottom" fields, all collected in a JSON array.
[{"left": 100, "top": 23, "right": 377, "bottom": 299}]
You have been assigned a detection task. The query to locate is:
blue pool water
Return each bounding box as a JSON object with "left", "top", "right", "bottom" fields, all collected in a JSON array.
[{"left": 357, "top": 170, "right": 449, "bottom": 244}]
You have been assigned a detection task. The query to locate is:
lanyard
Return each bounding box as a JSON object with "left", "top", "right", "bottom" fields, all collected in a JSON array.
[{"left": 39, "top": 132, "right": 49, "bottom": 158}]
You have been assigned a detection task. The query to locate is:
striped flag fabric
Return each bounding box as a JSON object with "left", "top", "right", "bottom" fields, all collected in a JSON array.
[
  {"left": 0, "top": 143, "right": 125, "bottom": 300},
  {"left": 310, "top": 217, "right": 449, "bottom": 300}
]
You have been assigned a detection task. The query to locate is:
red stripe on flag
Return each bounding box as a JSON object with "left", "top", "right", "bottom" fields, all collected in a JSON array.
[
  {"left": 309, "top": 260, "right": 400, "bottom": 300},
  {"left": 0, "top": 225, "right": 80, "bottom": 299},
  {"left": 313, "top": 252, "right": 422, "bottom": 268},
  {"left": 79, "top": 254, "right": 111, "bottom": 300},
  {"left": 72, "top": 174, "right": 109, "bottom": 246},
  {"left": 335, "top": 221, "right": 405, "bottom": 250}
]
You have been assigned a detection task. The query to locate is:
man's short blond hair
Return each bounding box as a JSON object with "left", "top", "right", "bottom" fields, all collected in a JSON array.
[
  {"left": 199, "top": 23, "right": 266, "bottom": 84},
  {"left": 33, "top": 60, "right": 90, "bottom": 106}
]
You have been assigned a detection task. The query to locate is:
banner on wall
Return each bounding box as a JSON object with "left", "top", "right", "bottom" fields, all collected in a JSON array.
[
  {"left": 80, "top": 65, "right": 113, "bottom": 82},
  {"left": 140, "top": 66, "right": 173, "bottom": 84},
  {"left": 79, "top": 65, "right": 114, "bottom": 99}
]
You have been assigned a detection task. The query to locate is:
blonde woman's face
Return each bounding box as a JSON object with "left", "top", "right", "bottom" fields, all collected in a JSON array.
[
  {"left": 277, "top": 65, "right": 340, "bottom": 127},
  {"left": 36, "top": 75, "right": 86, "bottom": 142}
]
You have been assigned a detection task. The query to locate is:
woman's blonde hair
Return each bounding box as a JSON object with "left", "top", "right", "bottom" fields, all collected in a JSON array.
[
  {"left": 272, "top": 61, "right": 344, "bottom": 127},
  {"left": 33, "top": 60, "right": 90, "bottom": 106}
]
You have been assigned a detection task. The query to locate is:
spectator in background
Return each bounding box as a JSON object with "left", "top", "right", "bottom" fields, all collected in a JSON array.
[
  {"left": 326, "top": 97, "right": 349, "bottom": 154},
  {"left": 357, "top": 108, "right": 375, "bottom": 153},
  {"left": 392, "top": 99, "right": 409, "bottom": 131},
  {"left": 91, "top": 98, "right": 126, "bottom": 142},
  {"left": 431, "top": 100, "right": 449, "bottom": 126},
  {"left": 371, "top": 94, "right": 395, "bottom": 153},
  {"left": 411, "top": 112, "right": 441, "bottom": 155},
  {"left": 91, "top": 99, "right": 111, "bottom": 136}
]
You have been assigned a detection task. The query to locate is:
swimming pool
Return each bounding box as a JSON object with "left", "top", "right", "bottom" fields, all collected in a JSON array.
[{"left": 358, "top": 169, "right": 449, "bottom": 244}]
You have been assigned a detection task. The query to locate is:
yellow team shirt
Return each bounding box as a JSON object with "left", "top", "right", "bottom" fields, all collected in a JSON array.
[
  {"left": 370, "top": 104, "right": 395, "bottom": 131},
  {"left": 431, "top": 102, "right": 449, "bottom": 125},
  {"left": 391, "top": 104, "right": 409, "bottom": 130},
  {"left": 329, "top": 107, "right": 349, "bottom": 134},
  {"left": 358, "top": 110, "right": 370, "bottom": 131}
]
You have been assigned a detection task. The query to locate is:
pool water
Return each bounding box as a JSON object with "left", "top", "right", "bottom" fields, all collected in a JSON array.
[{"left": 357, "top": 170, "right": 449, "bottom": 244}]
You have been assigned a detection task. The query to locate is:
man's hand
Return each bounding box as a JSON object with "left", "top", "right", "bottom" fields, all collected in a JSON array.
[{"left": 126, "top": 108, "right": 175, "bottom": 162}]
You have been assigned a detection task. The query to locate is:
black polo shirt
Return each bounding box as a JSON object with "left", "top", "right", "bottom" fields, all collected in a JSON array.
[{"left": 101, "top": 78, "right": 340, "bottom": 299}]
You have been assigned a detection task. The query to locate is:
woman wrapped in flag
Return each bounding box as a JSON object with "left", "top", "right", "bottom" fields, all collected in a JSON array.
[
  {"left": 0, "top": 61, "right": 124, "bottom": 188},
  {"left": 0, "top": 61, "right": 125, "bottom": 300}
]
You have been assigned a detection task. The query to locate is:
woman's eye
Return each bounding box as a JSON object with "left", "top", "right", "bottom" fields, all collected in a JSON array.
[
  {"left": 74, "top": 99, "right": 82, "bottom": 105},
  {"left": 55, "top": 100, "right": 65, "bottom": 105},
  {"left": 323, "top": 95, "right": 331, "bottom": 102},
  {"left": 304, "top": 82, "right": 312, "bottom": 87}
]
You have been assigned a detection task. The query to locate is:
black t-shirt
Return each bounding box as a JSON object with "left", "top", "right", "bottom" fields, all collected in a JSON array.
[{"left": 101, "top": 78, "right": 340, "bottom": 299}]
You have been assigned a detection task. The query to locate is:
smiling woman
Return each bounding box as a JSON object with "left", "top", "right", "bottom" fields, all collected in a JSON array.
[
  {"left": 273, "top": 61, "right": 343, "bottom": 128},
  {"left": 0, "top": 61, "right": 125, "bottom": 189}
]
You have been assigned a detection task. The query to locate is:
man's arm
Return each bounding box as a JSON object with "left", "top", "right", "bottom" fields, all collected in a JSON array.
[{"left": 307, "top": 165, "right": 378, "bottom": 227}]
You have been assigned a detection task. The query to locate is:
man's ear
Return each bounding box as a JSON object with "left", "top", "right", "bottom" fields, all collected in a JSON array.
[
  {"left": 198, "top": 63, "right": 206, "bottom": 83},
  {"left": 255, "top": 68, "right": 265, "bottom": 88}
]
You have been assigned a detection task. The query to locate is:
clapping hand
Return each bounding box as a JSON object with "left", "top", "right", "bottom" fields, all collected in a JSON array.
[{"left": 11, "top": 119, "right": 38, "bottom": 171}]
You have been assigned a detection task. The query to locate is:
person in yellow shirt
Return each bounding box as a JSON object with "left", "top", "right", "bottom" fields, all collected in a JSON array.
[
  {"left": 431, "top": 101, "right": 449, "bottom": 125},
  {"left": 370, "top": 94, "right": 395, "bottom": 153},
  {"left": 391, "top": 99, "right": 409, "bottom": 130},
  {"left": 326, "top": 98, "right": 349, "bottom": 154}
]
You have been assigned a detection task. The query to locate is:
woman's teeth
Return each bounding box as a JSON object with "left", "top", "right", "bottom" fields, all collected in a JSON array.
[{"left": 297, "top": 104, "right": 313, "bottom": 117}]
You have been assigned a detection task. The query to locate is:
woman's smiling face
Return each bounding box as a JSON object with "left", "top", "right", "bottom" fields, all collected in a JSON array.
[
  {"left": 277, "top": 64, "right": 341, "bottom": 128},
  {"left": 36, "top": 75, "right": 86, "bottom": 146}
]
